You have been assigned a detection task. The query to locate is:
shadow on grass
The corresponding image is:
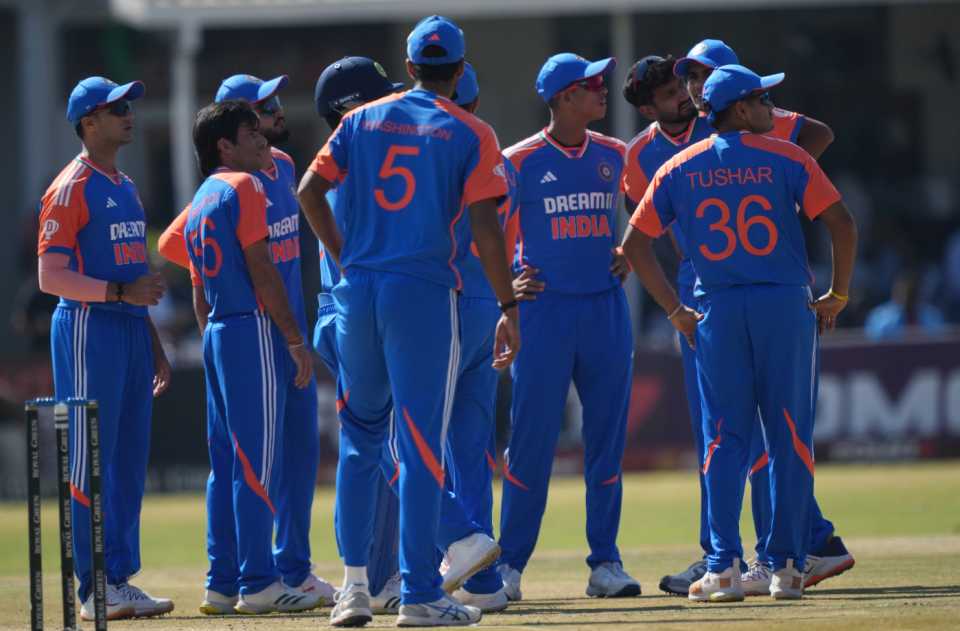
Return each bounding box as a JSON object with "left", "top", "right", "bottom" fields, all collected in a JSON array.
[{"left": 809, "top": 584, "right": 960, "bottom": 599}]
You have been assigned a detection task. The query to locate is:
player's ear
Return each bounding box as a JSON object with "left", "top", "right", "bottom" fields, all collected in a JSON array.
[
  {"left": 405, "top": 59, "right": 418, "bottom": 82},
  {"left": 216, "top": 137, "right": 234, "bottom": 163}
]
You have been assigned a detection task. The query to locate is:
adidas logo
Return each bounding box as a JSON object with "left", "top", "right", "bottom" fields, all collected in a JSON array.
[
  {"left": 273, "top": 593, "right": 306, "bottom": 606},
  {"left": 106, "top": 197, "right": 118, "bottom": 208},
  {"left": 540, "top": 171, "right": 558, "bottom": 184},
  {"left": 266, "top": 198, "right": 274, "bottom": 207}
]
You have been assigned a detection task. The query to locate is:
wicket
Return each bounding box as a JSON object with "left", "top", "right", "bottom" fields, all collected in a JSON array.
[{"left": 26, "top": 398, "right": 107, "bottom": 631}]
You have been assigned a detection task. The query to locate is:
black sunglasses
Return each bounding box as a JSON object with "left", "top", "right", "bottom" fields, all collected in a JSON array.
[
  {"left": 255, "top": 95, "right": 282, "bottom": 116},
  {"left": 96, "top": 99, "right": 133, "bottom": 117}
]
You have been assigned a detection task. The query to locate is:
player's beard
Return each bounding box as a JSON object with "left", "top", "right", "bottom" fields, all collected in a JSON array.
[
  {"left": 261, "top": 126, "right": 291, "bottom": 145},
  {"left": 661, "top": 100, "right": 697, "bottom": 126}
]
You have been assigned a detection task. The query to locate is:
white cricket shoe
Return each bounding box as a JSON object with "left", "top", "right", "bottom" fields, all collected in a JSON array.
[
  {"left": 441, "top": 533, "right": 500, "bottom": 593},
  {"left": 397, "top": 593, "right": 482, "bottom": 627},
  {"left": 452, "top": 586, "right": 509, "bottom": 612},
  {"left": 586, "top": 561, "right": 641, "bottom": 598},
  {"left": 199, "top": 589, "right": 238, "bottom": 615},
  {"left": 770, "top": 560, "right": 804, "bottom": 600},
  {"left": 659, "top": 559, "right": 707, "bottom": 595},
  {"left": 804, "top": 536, "right": 855, "bottom": 588},
  {"left": 330, "top": 582, "right": 373, "bottom": 627},
  {"left": 688, "top": 559, "right": 744, "bottom": 602},
  {"left": 291, "top": 572, "right": 336, "bottom": 606},
  {"left": 80, "top": 583, "right": 136, "bottom": 620},
  {"left": 499, "top": 565, "right": 522, "bottom": 601},
  {"left": 112, "top": 582, "right": 174, "bottom": 617},
  {"left": 371, "top": 573, "right": 402, "bottom": 614},
  {"left": 235, "top": 580, "right": 322, "bottom": 614},
  {"left": 741, "top": 558, "right": 773, "bottom": 596}
]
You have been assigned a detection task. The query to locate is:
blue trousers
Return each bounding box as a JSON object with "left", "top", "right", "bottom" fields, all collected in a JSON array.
[
  {"left": 679, "top": 282, "right": 834, "bottom": 562},
  {"left": 695, "top": 285, "right": 817, "bottom": 572},
  {"left": 333, "top": 269, "right": 460, "bottom": 605},
  {"left": 51, "top": 306, "right": 153, "bottom": 602},
  {"left": 499, "top": 287, "right": 633, "bottom": 572},
  {"left": 204, "top": 312, "right": 294, "bottom": 596}
]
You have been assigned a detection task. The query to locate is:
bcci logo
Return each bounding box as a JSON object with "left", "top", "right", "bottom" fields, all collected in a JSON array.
[
  {"left": 42, "top": 219, "right": 60, "bottom": 241},
  {"left": 598, "top": 161, "right": 614, "bottom": 182},
  {"left": 374, "top": 62, "right": 388, "bottom": 79}
]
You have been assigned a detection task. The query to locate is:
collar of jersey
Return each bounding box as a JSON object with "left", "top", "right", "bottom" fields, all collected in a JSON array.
[
  {"left": 76, "top": 155, "right": 124, "bottom": 186},
  {"left": 655, "top": 119, "right": 697, "bottom": 147},
  {"left": 260, "top": 155, "right": 279, "bottom": 181},
  {"left": 539, "top": 129, "right": 590, "bottom": 159}
]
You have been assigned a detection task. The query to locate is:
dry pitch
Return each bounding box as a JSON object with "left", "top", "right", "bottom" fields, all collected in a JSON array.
[{"left": 1, "top": 462, "right": 958, "bottom": 630}]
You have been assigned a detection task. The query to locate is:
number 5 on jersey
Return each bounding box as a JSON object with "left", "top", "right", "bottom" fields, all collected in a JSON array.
[{"left": 375, "top": 145, "right": 420, "bottom": 211}]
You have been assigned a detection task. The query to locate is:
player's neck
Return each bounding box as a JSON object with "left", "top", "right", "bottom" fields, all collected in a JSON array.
[
  {"left": 414, "top": 80, "right": 456, "bottom": 100},
  {"left": 80, "top": 143, "right": 120, "bottom": 175},
  {"left": 659, "top": 118, "right": 692, "bottom": 137},
  {"left": 546, "top": 117, "right": 587, "bottom": 147}
]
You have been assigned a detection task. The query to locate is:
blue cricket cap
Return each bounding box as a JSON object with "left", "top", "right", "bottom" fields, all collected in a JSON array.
[
  {"left": 536, "top": 53, "right": 616, "bottom": 102},
  {"left": 67, "top": 76, "right": 145, "bottom": 123},
  {"left": 454, "top": 62, "right": 479, "bottom": 106},
  {"left": 215, "top": 74, "right": 288, "bottom": 104},
  {"left": 314, "top": 56, "right": 405, "bottom": 117},
  {"left": 407, "top": 15, "right": 465, "bottom": 65},
  {"left": 703, "top": 64, "right": 784, "bottom": 124},
  {"left": 674, "top": 39, "right": 739, "bottom": 77}
]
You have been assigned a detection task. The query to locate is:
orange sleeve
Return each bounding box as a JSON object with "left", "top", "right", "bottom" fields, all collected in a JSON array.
[
  {"left": 621, "top": 159, "right": 649, "bottom": 205},
  {"left": 628, "top": 184, "right": 666, "bottom": 238},
  {"left": 233, "top": 176, "right": 269, "bottom": 249},
  {"left": 768, "top": 108, "right": 802, "bottom": 142},
  {"left": 464, "top": 126, "right": 509, "bottom": 207},
  {"left": 801, "top": 157, "right": 842, "bottom": 220},
  {"left": 309, "top": 122, "right": 348, "bottom": 184},
  {"left": 188, "top": 261, "right": 202, "bottom": 287},
  {"left": 37, "top": 180, "right": 89, "bottom": 257},
  {"left": 158, "top": 204, "right": 191, "bottom": 269}
]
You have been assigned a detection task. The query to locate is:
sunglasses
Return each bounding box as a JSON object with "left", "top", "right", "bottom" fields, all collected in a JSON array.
[
  {"left": 255, "top": 95, "right": 282, "bottom": 116},
  {"left": 95, "top": 99, "right": 133, "bottom": 117}
]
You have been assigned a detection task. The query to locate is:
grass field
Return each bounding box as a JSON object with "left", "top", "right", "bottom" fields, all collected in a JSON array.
[{"left": 2, "top": 461, "right": 959, "bottom": 630}]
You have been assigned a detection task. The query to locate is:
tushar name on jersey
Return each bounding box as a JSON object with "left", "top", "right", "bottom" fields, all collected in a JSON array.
[{"left": 544, "top": 191, "right": 616, "bottom": 241}]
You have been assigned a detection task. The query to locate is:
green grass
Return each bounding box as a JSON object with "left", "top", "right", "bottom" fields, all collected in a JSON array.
[{"left": 1, "top": 461, "right": 959, "bottom": 629}]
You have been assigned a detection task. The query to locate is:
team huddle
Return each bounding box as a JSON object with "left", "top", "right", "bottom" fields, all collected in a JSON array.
[{"left": 36, "top": 13, "right": 858, "bottom": 628}]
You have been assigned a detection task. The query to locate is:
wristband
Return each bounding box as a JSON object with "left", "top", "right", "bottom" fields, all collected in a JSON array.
[
  {"left": 116, "top": 282, "right": 124, "bottom": 302},
  {"left": 498, "top": 299, "right": 518, "bottom": 313},
  {"left": 288, "top": 340, "right": 305, "bottom": 349},
  {"left": 667, "top": 304, "right": 684, "bottom": 320},
  {"left": 828, "top": 289, "right": 848, "bottom": 302}
]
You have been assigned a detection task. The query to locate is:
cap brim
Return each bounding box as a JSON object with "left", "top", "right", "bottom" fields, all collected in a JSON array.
[
  {"left": 256, "top": 75, "right": 289, "bottom": 102},
  {"left": 106, "top": 80, "right": 145, "bottom": 104},
  {"left": 391, "top": 82, "right": 405, "bottom": 92},
  {"left": 584, "top": 57, "right": 616, "bottom": 79},
  {"left": 674, "top": 55, "right": 713, "bottom": 77},
  {"left": 758, "top": 72, "right": 785, "bottom": 90}
]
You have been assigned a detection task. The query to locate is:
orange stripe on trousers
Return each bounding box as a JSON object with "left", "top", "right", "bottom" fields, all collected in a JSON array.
[
  {"left": 232, "top": 433, "right": 276, "bottom": 514},
  {"left": 782, "top": 409, "right": 815, "bottom": 476},
  {"left": 701, "top": 419, "right": 723, "bottom": 475},
  {"left": 749, "top": 452, "right": 769, "bottom": 476},
  {"left": 402, "top": 407, "right": 445, "bottom": 488}
]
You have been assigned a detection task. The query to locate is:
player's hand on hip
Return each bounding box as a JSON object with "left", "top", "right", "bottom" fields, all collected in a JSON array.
[
  {"left": 669, "top": 305, "right": 702, "bottom": 350},
  {"left": 289, "top": 343, "right": 314, "bottom": 388},
  {"left": 610, "top": 247, "right": 632, "bottom": 283},
  {"left": 124, "top": 273, "right": 166, "bottom": 306},
  {"left": 153, "top": 349, "right": 171, "bottom": 397},
  {"left": 811, "top": 292, "right": 847, "bottom": 334},
  {"left": 492, "top": 308, "right": 520, "bottom": 370},
  {"left": 513, "top": 266, "right": 544, "bottom": 301}
]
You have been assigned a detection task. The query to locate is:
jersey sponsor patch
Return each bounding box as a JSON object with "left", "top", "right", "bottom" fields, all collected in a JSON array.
[{"left": 41, "top": 219, "right": 60, "bottom": 241}]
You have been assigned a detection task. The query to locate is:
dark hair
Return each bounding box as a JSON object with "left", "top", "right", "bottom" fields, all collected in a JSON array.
[
  {"left": 74, "top": 122, "right": 85, "bottom": 139},
  {"left": 623, "top": 55, "right": 676, "bottom": 107},
  {"left": 708, "top": 104, "right": 734, "bottom": 129},
  {"left": 412, "top": 45, "right": 462, "bottom": 82},
  {"left": 193, "top": 100, "right": 259, "bottom": 177}
]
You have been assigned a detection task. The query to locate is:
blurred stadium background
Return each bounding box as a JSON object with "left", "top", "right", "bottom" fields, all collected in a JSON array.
[{"left": 1, "top": 0, "right": 960, "bottom": 498}]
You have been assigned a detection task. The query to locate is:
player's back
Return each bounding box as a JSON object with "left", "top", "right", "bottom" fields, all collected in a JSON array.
[
  {"left": 313, "top": 89, "right": 505, "bottom": 289},
  {"left": 185, "top": 169, "right": 268, "bottom": 320},
  {"left": 645, "top": 131, "right": 840, "bottom": 292}
]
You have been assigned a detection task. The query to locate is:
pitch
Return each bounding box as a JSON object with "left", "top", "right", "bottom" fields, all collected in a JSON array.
[{"left": 1, "top": 461, "right": 958, "bottom": 630}]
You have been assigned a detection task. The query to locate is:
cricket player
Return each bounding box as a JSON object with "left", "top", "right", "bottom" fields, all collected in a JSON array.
[
  {"left": 37, "top": 76, "right": 173, "bottom": 620},
  {"left": 622, "top": 42, "right": 852, "bottom": 595},
  {"left": 497, "top": 53, "right": 639, "bottom": 601},
  {"left": 298, "top": 15, "right": 517, "bottom": 627},
  {"left": 157, "top": 75, "right": 336, "bottom": 613},
  {"left": 185, "top": 99, "right": 320, "bottom": 614},
  {"left": 623, "top": 64, "right": 858, "bottom": 601}
]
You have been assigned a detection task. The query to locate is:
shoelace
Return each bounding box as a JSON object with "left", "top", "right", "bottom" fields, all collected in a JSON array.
[
  {"left": 116, "top": 583, "right": 150, "bottom": 601},
  {"left": 743, "top": 560, "right": 771, "bottom": 581},
  {"left": 334, "top": 583, "right": 367, "bottom": 604}
]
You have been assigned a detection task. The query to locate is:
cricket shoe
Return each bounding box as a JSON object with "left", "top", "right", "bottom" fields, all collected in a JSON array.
[
  {"left": 291, "top": 572, "right": 336, "bottom": 606},
  {"left": 80, "top": 584, "right": 136, "bottom": 621},
  {"left": 499, "top": 564, "right": 522, "bottom": 601},
  {"left": 688, "top": 559, "right": 744, "bottom": 602},
  {"left": 330, "top": 582, "right": 373, "bottom": 627},
  {"left": 235, "top": 580, "right": 322, "bottom": 614},
  {"left": 397, "top": 593, "right": 482, "bottom": 627},
  {"left": 771, "top": 560, "right": 804, "bottom": 600},
  {"left": 659, "top": 558, "right": 707, "bottom": 595},
  {"left": 112, "top": 582, "right": 175, "bottom": 617},
  {"left": 441, "top": 533, "right": 500, "bottom": 593},
  {"left": 741, "top": 558, "right": 773, "bottom": 596},
  {"left": 804, "top": 536, "right": 855, "bottom": 588},
  {"left": 199, "top": 589, "right": 238, "bottom": 615},
  {"left": 452, "top": 586, "right": 509, "bottom": 613},
  {"left": 586, "top": 561, "right": 641, "bottom": 598},
  {"left": 371, "top": 573, "right": 402, "bottom": 614}
]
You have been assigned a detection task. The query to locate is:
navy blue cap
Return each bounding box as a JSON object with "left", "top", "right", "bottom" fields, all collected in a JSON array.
[
  {"left": 536, "top": 53, "right": 616, "bottom": 102},
  {"left": 454, "top": 62, "right": 479, "bottom": 106},
  {"left": 215, "top": 74, "right": 288, "bottom": 104},
  {"left": 67, "top": 77, "right": 144, "bottom": 123},
  {"left": 703, "top": 64, "right": 784, "bottom": 123},
  {"left": 674, "top": 39, "right": 739, "bottom": 77},
  {"left": 407, "top": 15, "right": 465, "bottom": 65},
  {"left": 314, "top": 56, "right": 405, "bottom": 117}
]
